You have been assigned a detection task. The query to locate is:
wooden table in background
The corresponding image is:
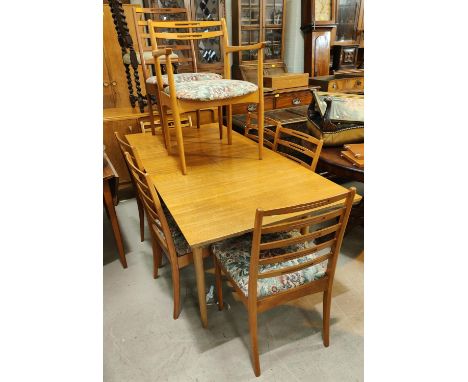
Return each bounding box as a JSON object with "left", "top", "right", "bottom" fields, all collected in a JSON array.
[
  {"left": 103, "top": 153, "right": 127, "bottom": 268},
  {"left": 127, "top": 125, "right": 361, "bottom": 327},
  {"left": 318, "top": 146, "right": 364, "bottom": 182}
]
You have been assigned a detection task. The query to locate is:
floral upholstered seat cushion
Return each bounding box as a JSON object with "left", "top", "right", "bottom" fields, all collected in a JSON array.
[
  {"left": 163, "top": 79, "right": 258, "bottom": 101},
  {"left": 146, "top": 72, "right": 222, "bottom": 86},
  {"left": 155, "top": 206, "right": 191, "bottom": 257},
  {"left": 212, "top": 230, "right": 327, "bottom": 298},
  {"left": 124, "top": 51, "right": 179, "bottom": 65}
]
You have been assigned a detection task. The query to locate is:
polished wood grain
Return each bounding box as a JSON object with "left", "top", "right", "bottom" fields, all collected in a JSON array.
[
  {"left": 126, "top": 125, "right": 360, "bottom": 247},
  {"left": 214, "top": 188, "right": 355, "bottom": 376}
]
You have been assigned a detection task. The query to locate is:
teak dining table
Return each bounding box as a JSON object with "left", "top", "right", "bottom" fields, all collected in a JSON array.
[{"left": 126, "top": 123, "right": 361, "bottom": 328}]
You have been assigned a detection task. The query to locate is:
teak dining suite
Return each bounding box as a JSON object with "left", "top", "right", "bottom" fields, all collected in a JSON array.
[{"left": 126, "top": 123, "right": 361, "bottom": 328}]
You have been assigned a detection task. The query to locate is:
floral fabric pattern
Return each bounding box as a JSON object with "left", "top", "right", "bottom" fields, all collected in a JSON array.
[
  {"left": 146, "top": 72, "right": 222, "bottom": 86},
  {"left": 155, "top": 206, "right": 191, "bottom": 257},
  {"left": 212, "top": 230, "right": 327, "bottom": 298},
  {"left": 163, "top": 79, "right": 258, "bottom": 101}
]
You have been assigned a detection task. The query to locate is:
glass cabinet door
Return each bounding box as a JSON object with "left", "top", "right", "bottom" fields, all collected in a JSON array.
[
  {"left": 263, "top": 0, "right": 283, "bottom": 61},
  {"left": 193, "top": 0, "right": 223, "bottom": 65},
  {"left": 241, "top": 0, "right": 261, "bottom": 62},
  {"left": 336, "top": 0, "right": 360, "bottom": 42}
]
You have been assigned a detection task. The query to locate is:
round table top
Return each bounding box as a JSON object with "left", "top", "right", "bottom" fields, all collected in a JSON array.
[{"left": 318, "top": 147, "right": 364, "bottom": 182}]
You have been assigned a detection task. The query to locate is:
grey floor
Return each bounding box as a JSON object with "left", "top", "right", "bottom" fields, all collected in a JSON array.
[{"left": 104, "top": 197, "right": 364, "bottom": 382}]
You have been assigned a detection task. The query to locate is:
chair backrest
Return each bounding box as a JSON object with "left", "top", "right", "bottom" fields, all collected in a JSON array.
[
  {"left": 139, "top": 115, "right": 192, "bottom": 133},
  {"left": 248, "top": 188, "right": 355, "bottom": 299},
  {"left": 114, "top": 131, "right": 144, "bottom": 172},
  {"left": 131, "top": 5, "right": 198, "bottom": 82},
  {"left": 124, "top": 151, "right": 179, "bottom": 261},
  {"left": 245, "top": 112, "right": 280, "bottom": 149},
  {"left": 146, "top": 18, "right": 230, "bottom": 83},
  {"left": 272, "top": 126, "right": 324, "bottom": 172}
]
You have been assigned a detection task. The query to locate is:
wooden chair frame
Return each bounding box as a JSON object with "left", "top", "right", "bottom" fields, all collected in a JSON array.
[
  {"left": 214, "top": 188, "right": 356, "bottom": 376},
  {"left": 147, "top": 18, "right": 265, "bottom": 174},
  {"left": 114, "top": 131, "right": 145, "bottom": 242},
  {"left": 124, "top": 151, "right": 210, "bottom": 319},
  {"left": 245, "top": 112, "right": 279, "bottom": 149},
  {"left": 273, "top": 125, "right": 324, "bottom": 172}
]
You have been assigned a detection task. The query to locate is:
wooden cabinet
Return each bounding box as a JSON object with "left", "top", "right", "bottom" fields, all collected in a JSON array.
[
  {"left": 335, "top": 0, "right": 362, "bottom": 44},
  {"left": 232, "top": 0, "right": 287, "bottom": 82},
  {"left": 103, "top": 4, "right": 147, "bottom": 109},
  {"left": 309, "top": 74, "right": 363, "bottom": 92},
  {"left": 303, "top": 29, "right": 331, "bottom": 78},
  {"left": 332, "top": 44, "right": 359, "bottom": 71}
]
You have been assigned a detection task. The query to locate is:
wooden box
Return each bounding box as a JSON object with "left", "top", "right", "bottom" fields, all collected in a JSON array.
[{"left": 264, "top": 73, "right": 309, "bottom": 90}]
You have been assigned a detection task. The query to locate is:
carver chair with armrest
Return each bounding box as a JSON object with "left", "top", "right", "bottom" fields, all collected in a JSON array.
[
  {"left": 124, "top": 151, "right": 211, "bottom": 319},
  {"left": 147, "top": 18, "right": 266, "bottom": 174},
  {"left": 132, "top": 6, "right": 220, "bottom": 136},
  {"left": 114, "top": 131, "right": 145, "bottom": 242},
  {"left": 212, "top": 188, "right": 355, "bottom": 376},
  {"left": 244, "top": 112, "right": 280, "bottom": 150}
]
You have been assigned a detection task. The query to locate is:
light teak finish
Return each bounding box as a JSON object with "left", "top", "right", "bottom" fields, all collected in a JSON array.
[
  {"left": 147, "top": 18, "right": 265, "bottom": 174},
  {"left": 214, "top": 189, "right": 355, "bottom": 376},
  {"left": 124, "top": 152, "right": 211, "bottom": 320},
  {"left": 126, "top": 125, "right": 361, "bottom": 326}
]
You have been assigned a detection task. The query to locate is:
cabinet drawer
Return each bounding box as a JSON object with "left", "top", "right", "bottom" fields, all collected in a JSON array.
[
  {"left": 275, "top": 90, "right": 312, "bottom": 109},
  {"left": 231, "top": 95, "right": 275, "bottom": 115},
  {"left": 328, "top": 78, "right": 364, "bottom": 91}
]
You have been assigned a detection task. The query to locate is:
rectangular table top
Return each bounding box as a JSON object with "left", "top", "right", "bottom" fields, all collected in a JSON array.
[{"left": 127, "top": 124, "right": 359, "bottom": 247}]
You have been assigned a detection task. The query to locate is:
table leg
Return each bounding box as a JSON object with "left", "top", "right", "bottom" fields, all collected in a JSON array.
[
  {"left": 192, "top": 246, "right": 208, "bottom": 328},
  {"left": 103, "top": 180, "right": 127, "bottom": 269}
]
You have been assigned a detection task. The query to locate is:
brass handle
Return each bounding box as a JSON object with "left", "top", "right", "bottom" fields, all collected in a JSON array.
[
  {"left": 356, "top": 80, "right": 362, "bottom": 85},
  {"left": 292, "top": 97, "right": 301, "bottom": 105},
  {"left": 247, "top": 104, "right": 257, "bottom": 112},
  {"left": 111, "top": 81, "right": 117, "bottom": 86},
  {"left": 103, "top": 82, "right": 109, "bottom": 87},
  {"left": 332, "top": 83, "right": 337, "bottom": 89}
]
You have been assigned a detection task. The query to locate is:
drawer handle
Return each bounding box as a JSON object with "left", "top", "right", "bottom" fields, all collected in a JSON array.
[
  {"left": 103, "top": 82, "right": 109, "bottom": 87},
  {"left": 247, "top": 104, "right": 257, "bottom": 112},
  {"left": 356, "top": 80, "right": 362, "bottom": 85},
  {"left": 111, "top": 81, "right": 117, "bottom": 86},
  {"left": 292, "top": 97, "right": 301, "bottom": 105},
  {"left": 332, "top": 83, "right": 337, "bottom": 89}
]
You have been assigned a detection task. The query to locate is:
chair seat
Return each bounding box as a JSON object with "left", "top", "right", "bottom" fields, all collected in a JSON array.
[
  {"left": 146, "top": 72, "right": 223, "bottom": 86},
  {"left": 212, "top": 230, "right": 327, "bottom": 298},
  {"left": 155, "top": 207, "right": 191, "bottom": 257},
  {"left": 163, "top": 79, "right": 258, "bottom": 101},
  {"left": 122, "top": 51, "right": 179, "bottom": 65}
]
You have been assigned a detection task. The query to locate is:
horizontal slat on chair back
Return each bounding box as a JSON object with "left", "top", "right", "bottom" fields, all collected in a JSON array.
[
  {"left": 154, "top": 30, "right": 224, "bottom": 41},
  {"left": 124, "top": 152, "right": 176, "bottom": 255},
  {"left": 273, "top": 126, "right": 324, "bottom": 172},
  {"left": 145, "top": 20, "right": 222, "bottom": 28},
  {"left": 248, "top": 189, "right": 355, "bottom": 298}
]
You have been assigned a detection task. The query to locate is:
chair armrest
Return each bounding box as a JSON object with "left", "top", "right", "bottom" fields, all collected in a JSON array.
[{"left": 225, "top": 42, "right": 266, "bottom": 53}]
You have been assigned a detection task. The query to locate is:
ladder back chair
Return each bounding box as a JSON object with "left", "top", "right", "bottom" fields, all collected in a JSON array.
[
  {"left": 132, "top": 6, "right": 219, "bottom": 136},
  {"left": 124, "top": 151, "right": 211, "bottom": 319},
  {"left": 114, "top": 131, "right": 145, "bottom": 242},
  {"left": 245, "top": 112, "right": 280, "bottom": 149},
  {"left": 273, "top": 125, "right": 324, "bottom": 172},
  {"left": 212, "top": 188, "right": 356, "bottom": 376},
  {"left": 147, "top": 18, "right": 266, "bottom": 174}
]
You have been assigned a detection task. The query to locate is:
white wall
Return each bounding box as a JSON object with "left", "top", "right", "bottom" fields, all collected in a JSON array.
[{"left": 283, "top": 0, "right": 304, "bottom": 73}]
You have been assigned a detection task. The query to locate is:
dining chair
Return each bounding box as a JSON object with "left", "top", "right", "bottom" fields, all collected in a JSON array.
[
  {"left": 124, "top": 151, "right": 211, "bottom": 319},
  {"left": 212, "top": 188, "right": 355, "bottom": 377},
  {"left": 244, "top": 112, "right": 279, "bottom": 150},
  {"left": 114, "top": 131, "right": 145, "bottom": 242},
  {"left": 132, "top": 6, "right": 220, "bottom": 137},
  {"left": 272, "top": 125, "right": 324, "bottom": 172},
  {"left": 146, "top": 18, "right": 266, "bottom": 174},
  {"left": 139, "top": 115, "right": 193, "bottom": 134}
]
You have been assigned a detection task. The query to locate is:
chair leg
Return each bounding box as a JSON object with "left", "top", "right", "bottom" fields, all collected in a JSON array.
[
  {"left": 214, "top": 256, "right": 224, "bottom": 311},
  {"left": 218, "top": 106, "right": 223, "bottom": 140},
  {"left": 147, "top": 92, "right": 158, "bottom": 137},
  {"left": 171, "top": 262, "right": 181, "bottom": 319},
  {"left": 248, "top": 306, "right": 261, "bottom": 377},
  {"left": 136, "top": 195, "right": 145, "bottom": 242},
  {"left": 172, "top": 107, "right": 187, "bottom": 175},
  {"left": 196, "top": 110, "right": 201, "bottom": 129},
  {"left": 152, "top": 240, "right": 162, "bottom": 279},
  {"left": 323, "top": 289, "right": 332, "bottom": 347},
  {"left": 257, "top": 100, "right": 264, "bottom": 159},
  {"left": 227, "top": 105, "right": 232, "bottom": 145},
  {"left": 161, "top": 105, "right": 171, "bottom": 151}
]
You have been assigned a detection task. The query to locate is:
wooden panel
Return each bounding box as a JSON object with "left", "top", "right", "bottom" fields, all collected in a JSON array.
[
  {"left": 274, "top": 90, "right": 313, "bottom": 109},
  {"left": 103, "top": 45, "right": 115, "bottom": 108},
  {"left": 126, "top": 125, "right": 361, "bottom": 247},
  {"left": 327, "top": 77, "right": 363, "bottom": 91},
  {"left": 313, "top": 30, "right": 331, "bottom": 77}
]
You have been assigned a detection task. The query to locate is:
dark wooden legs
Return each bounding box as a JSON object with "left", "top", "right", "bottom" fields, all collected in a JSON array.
[
  {"left": 214, "top": 256, "right": 224, "bottom": 311},
  {"left": 103, "top": 179, "right": 127, "bottom": 269},
  {"left": 152, "top": 240, "right": 162, "bottom": 279},
  {"left": 323, "top": 289, "right": 332, "bottom": 347},
  {"left": 171, "top": 261, "right": 181, "bottom": 319}
]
